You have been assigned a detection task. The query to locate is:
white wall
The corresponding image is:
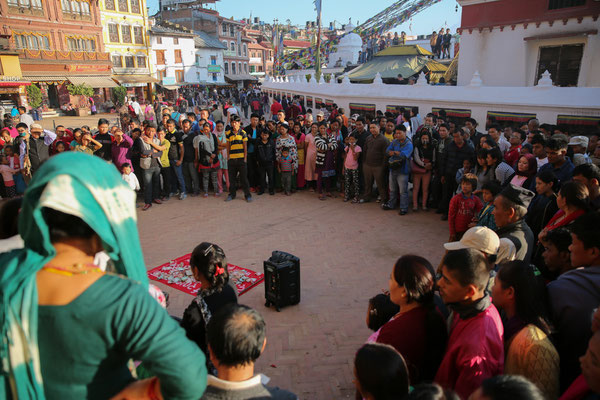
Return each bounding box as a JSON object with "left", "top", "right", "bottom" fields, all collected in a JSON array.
[
  {"left": 458, "top": 16, "right": 600, "bottom": 87},
  {"left": 150, "top": 35, "right": 196, "bottom": 83},
  {"left": 263, "top": 76, "right": 600, "bottom": 128},
  {"left": 194, "top": 48, "right": 225, "bottom": 83}
]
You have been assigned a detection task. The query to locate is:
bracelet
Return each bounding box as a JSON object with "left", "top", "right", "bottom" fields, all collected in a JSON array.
[{"left": 147, "top": 377, "right": 160, "bottom": 400}]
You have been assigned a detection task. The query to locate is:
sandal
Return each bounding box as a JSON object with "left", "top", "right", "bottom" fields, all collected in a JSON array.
[{"left": 319, "top": 194, "right": 326, "bottom": 200}]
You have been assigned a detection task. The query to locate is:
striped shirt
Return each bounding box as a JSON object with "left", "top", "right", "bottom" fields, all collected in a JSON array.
[
  {"left": 279, "top": 156, "right": 293, "bottom": 172},
  {"left": 226, "top": 129, "right": 247, "bottom": 159}
]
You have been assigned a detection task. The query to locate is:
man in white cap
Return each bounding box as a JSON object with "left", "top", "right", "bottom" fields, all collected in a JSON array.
[
  {"left": 444, "top": 226, "right": 500, "bottom": 269},
  {"left": 568, "top": 135, "right": 592, "bottom": 166},
  {"left": 19, "top": 123, "right": 57, "bottom": 177},
  {"left": 316, "top": 112, "right": 324, "bottom": 123}
]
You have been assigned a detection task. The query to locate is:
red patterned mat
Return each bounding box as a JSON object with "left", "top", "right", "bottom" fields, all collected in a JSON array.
[{"left": 148, "top": 253, "right": 264, "bottom": 296}]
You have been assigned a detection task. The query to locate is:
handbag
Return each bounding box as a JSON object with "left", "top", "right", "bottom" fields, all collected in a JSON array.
[
  {"left": 411, "top": 160, "right": 427, "bottom": 174},
  {"left": 389, "top": 156, "right": 406, "bottom": 170}
]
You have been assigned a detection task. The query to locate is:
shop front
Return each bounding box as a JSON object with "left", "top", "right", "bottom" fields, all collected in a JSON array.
[
  {"left": 113, "top": 75, "right": 159, "bottom": 103},
  {"left": 0, "top": 76, "right": 30, "bottom": 109}
]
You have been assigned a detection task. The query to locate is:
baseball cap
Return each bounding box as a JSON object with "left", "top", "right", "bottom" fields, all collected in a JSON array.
[
  {"left": 230, "top": 115, "right": 241, "bottom": 122},
  {"left": 30, "top": 123, "right": 43, "bottom": 132},
  {"left": 568, "top": 135, "right": 589, "bottom": 148},
  {"left": 317, "top": 112, "right": 324, "bottom": 117},
  {"left": 444, "top": 226, "right": 500, "bottom": 255}
]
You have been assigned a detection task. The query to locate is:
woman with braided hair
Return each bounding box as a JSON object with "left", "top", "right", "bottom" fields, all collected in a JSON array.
[{"left": 181, "top": 242, "right": 238, "bottom": 363}]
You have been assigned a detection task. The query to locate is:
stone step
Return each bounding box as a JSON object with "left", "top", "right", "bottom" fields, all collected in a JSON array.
[{"left": 42, "top": 108, "right": 62, "bottom": 118}]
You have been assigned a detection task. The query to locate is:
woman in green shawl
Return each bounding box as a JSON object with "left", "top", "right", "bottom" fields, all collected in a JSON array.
[{"left": 0, "top": 152, "right": 207, "bottom": 399}]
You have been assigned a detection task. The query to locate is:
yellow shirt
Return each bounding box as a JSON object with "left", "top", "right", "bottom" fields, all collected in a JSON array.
[{"left": 160, "top": 139, "right": 170, "bottom": 167}]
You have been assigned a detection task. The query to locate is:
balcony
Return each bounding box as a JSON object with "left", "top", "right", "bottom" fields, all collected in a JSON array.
[
  {"left": 17, "top": 49, "right": 111, "bottom": 62},
  {"left": 249, "top": 57, "right": 262, "bottom": 64}
]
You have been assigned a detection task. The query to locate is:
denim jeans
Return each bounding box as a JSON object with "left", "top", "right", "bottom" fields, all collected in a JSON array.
[
  {"left": 387, "top": 170, "right": 409, "bottom": 211},
  {"left": 201, "top": 167, "right": 218, "bottom": 194},
  {"left": 142, "top": 166, "right": 161, "bottom": 205},
  {"left": 183, "top": 161, "right": 200, "bottom": 194},
  {"left": 170, "top": 162, "right": 186, "bottom": 194}
]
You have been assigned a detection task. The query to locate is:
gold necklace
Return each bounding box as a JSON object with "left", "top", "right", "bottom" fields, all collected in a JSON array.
[{"left": 42, "top": 263, "right": 102, "bottom": 277}]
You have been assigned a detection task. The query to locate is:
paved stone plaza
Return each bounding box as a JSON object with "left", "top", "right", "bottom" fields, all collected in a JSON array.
[{"left": 137, "top": 189, "right": 448, "bottom": 399}]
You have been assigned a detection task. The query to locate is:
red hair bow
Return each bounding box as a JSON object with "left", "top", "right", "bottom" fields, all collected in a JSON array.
[{"left": 215, "top": 266, "right": 225, "bottom": 276}]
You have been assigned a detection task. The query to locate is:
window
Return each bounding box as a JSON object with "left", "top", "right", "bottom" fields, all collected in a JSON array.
[
  {"left": 62, "top": 0, "right": 90, "bottom": 19},
  {"left": 230, "top": 26, "right": 235, "bottom": 36},
  {"left": 121, "top": 25, "right": 132, "bottom": 43},
  {"left": 118, "top": 0, "right": 127, "bottom": 12},
  {"left": 129, "top": 0, "right": 139, "bottom": 13},
  {"left": 231, "top": 62, "right": 236, "bottom": 74},
  {"left": 174, "top": 37, "right": 179, "bottom": 45},
  {"left": 133, "top": 26, "right": 144, "bottom": 44},
  {"left": 222, "top": 24, "right": 227, "bottom": 34},
  {"left": 105, "top": 0, "right": 114, "bottom": 10},
  {"left": 224, "top": 62, "right": 228, "bottom": 74},
  {"left": 136, "top": 55, "right": 146, "bottom": 68},
  {"left": 243, "top": 44, "right": 247, "bottom": 57},
  {"left": 195, "top": 54, "right": 201, "bottom": 65},
  {"left": 124, "top": 55, "right": 134, "bottom": 68},
  {"left": 230, "top": 41, "right": 235, "bottom": 52},
  {"left": 175, "top": 69, "right": 184, "bottom": 82},
  {"left": 8, "top": 0, "right": 43, "bottom": 15},
  {"left": 155, "top": 49, "right": 165, "bottom": 64},
  {"left": 157, "top": 69, "right": 166, "bottom": 80},
  {"left": 250, "top": 65, "right": 256, "bottom": 73},
  {"left": 174, "top": 49, "right": 182, "bottom": 63},
  {"left": 244, "top": 63, "right": 247, "bottom": 74},
  {"left": 548, "top": 0, "right": 585, "bottom": 10},
  {"left": 237, "top": 43, "right": 241, "bottom": 56},
  {"left": 212, "top": 73, "right": 217, "bottom": 82},
  {"left": 108, "top": 24, "right": 119, "bottom": 42},
  {"left": 537, "top": 44, "right": 584, "bottom": 87},
  {"left": 80, "top": 0, "right": 90, "bottom": 17},
  {"left": 14, "top": 33, "right": 50, "bottom": 50},
  {"left": 66, "top": 36, "right": 95, "bottom": 51},
  {"left": 238, "top": 62, "right": 241, "bottom": 74},
  {"left": 112, "top": 55, "right": 123, "bottom": 67},
  {"left": 210, "top": 55, "right": 216, "bottom": 65},
  {"left": 157, "top": 36, "right": 162, "bottom": 44}
]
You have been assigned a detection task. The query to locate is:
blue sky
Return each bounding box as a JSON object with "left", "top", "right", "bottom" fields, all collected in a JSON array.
[{"left": 148, "top": 0, "right": 462, "bottom": 36}]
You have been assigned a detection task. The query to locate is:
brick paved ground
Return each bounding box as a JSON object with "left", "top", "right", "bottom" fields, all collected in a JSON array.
[{"left": 137, "top": 189, "right": 448, "bottom": 399}]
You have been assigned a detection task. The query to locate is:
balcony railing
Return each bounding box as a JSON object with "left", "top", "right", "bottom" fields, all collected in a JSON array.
[{"left": 17, "top": 49, "right": 111, "bottom": 62}]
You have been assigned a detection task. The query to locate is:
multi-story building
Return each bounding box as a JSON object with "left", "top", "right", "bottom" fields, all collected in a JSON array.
[
  {"left": 150, "top": 23, "right": 195, "bottom": 92},
  {"left": 0, "top": 0, "right": 114, "bottom": 110},
  {"left": 194, "top": 31, "right": 226, "bottom": 85},
  {"left": 457, "top": 0, "right": 600, "bottom": 87},
  {"left": 157, "top": 0, "right": 256, "bottom": 87},
  {"left": 248, "top": 41, "right": 273, "bottom": 78},
  {"left": 0, "top": 33, "right": 29, "bottom": 108},
  {"left": 99, "top": 0, "right": 155, "bottom": 101}
]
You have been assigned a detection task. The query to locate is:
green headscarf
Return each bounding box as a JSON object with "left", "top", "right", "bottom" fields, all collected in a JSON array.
[{"left": 0, "top": 152, "right": 147, "bottom": 398}]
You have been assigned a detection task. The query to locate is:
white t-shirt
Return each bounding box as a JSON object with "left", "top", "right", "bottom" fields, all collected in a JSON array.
[
  {"left": 122, "top": 172, "right": 140, "bottom": 191},
  {"left": 536, "top": 157, "right": 549, "bottom": 170}
]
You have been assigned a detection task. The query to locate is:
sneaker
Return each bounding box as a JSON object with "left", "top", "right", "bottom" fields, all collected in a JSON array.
[
  {"left": 225, "top": 195, "right": 234, "bottom": 202},
  {"left": 376, "top": 196, "right": 381, "bottom": 203},
  {"left": 171, "top": 191, "right": 180, "bottom": 197},
  {"left": 142, "top": 204, "right": 152, "bottom": 211},
  {"left": 422, "top": 206, "right": 429, "bottom": 211},
  {"left": 161, "top": 196, "right": 170, "bottom": 201},
  {"left": 359, "top": 199, "right": 368, "bottom": 204},
  {"left": 399, "top": 210, "right": 408, "bottom": 216},
  {"left": 153, "top": 199, "right": 163, "bottom": 205},
  {"left": 382, "top": 204, "right": 393, "bottom": 211},
  {"left": 246, "top": 196, "right": 253, "bottom": 203},
  {"left": 179, "top": 192, "right": 187, "bottom": 200},
  {"left": 269, "top": 190, "right": 275, "bottom": 195},
  {"left": 215, "top": 192, "right": 221, "bottom": 197},
  {"left": 203, "top": 193, "right": 208, "bottom": 198}
]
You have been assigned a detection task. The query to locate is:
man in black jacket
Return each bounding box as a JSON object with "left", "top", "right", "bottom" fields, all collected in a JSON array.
[
  {"left": 256, "top": 130, "right": 276, "bottom": 195},
  {"left": 243, "top": 113, "right": 262, "bottom": 192},
  {"left": 439, "top": 130, "right": 475, "bottom": 220}
]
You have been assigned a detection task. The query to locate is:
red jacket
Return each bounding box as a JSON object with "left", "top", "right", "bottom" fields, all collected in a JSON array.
[
  {"left": 435, "top": 304, "right": 504, "bottom": 399},
  {"left": 270, "top": 102, "right": 283, "bottom": 115},
  {"left": 504, "top": 145, "right": 521, "bottom": 167},
  {"left": 449, "top": 193, "right": 483, "bottom": 236}
]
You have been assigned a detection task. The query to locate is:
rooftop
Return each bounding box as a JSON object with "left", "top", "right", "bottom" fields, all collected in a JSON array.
[
  {"left": 194, "top": 30, "right": 227, "bottom": 49},
  {"left": 283, "top": 40, "right": 312, "bottom": 48}
]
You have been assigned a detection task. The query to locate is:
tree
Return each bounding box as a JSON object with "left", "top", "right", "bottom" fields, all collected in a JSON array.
[
  {"left": 26, "top": 84, "right": 43, "bottom": 109},
  {"left": 66, "top": 83, "right": 94, "bottom": 108},
  {"left": 112, "top": 86, "right": 127, "bottom": 106}
]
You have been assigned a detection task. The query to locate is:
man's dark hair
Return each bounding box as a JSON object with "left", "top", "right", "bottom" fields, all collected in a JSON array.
[
  {"left": 573, "top": 163, "right": 600, "bottom": 183},
  {"left": 129, "top": 118, "right": 140, "bottom": 125},
  {"left": 186, "top": 112, "right": 196, "bottom": 119},
  {"left": 488, "top": 123, "right": 501, "bottom": 132},
  {"left": 97, "top": 118, "right": 109, "bottom": 127},
  {"left": 395, "top": 124, "right": 407, "bottom": 132},
  {"left": 545, "top": 227, "right": 572, "bottom": 253},
  {"left": 131, "top": 127, "right": 142, "bottom": 135},
  {"left": 442, "top": 248, "right": 490, "bottom": 290},
  {"left": 250, "top": 113, "right": 260, "bottom": 119},
  {"left": 466, "top": 117, "right": 477, "bottom": 126},
  {"left": 545, "top": 136, "right": 568, "bottom": 151},
  {"left": 145, "top": 122, "right": 158, "bottom": 131},
  {"left": 166, "top": 118, "right": 177, "bottom": 125},
  {"left": 16, "top": 123, "right": 28, "bottom": 130},
  {"left": 411, "top": 106, "right": 419, "bottom": 115},
  {"left": 426, "top": 113, "right": 437, "bottom": 122},
  {"left": 17, "top": 106, "right": 26, "bottom": 113},
  {"left": 480, "top": 375, "right": 544, "bottom": 400},
  {"left": 487, "top": 147, "right": 503, "bottom": 164},
  {"left": 514, "top": 129, "right": 526, "bottom": 142},
  {"left": 530, "top": 134, "right": 546, "bottom": 147},
  {"left": 356, "top": 116, "right": 366, "bottom": 124},
  {"left": 355, "top": 343, "right": 409, "bottom": 400},
  {"left": 207, "top": 304, "right": 266, "bottom": 367},
  {"left": 408, "top": 384, "right": 461, "bottom": 400},
  {"left": 212, "top": 104, "right": 218, "bottom": 110},
  {"left": 484, "top": 136, "right": 498, "bottom": 148},
  {"left": 181, "top": 119, "right": 192, "bottom": 126},
  {"left": 121, "top": 162, "right": 131, "bottom": 169},
  {"left": 570, "top": 211, "right": 600, "bottom": 251},
  {"left": 438, "top": 123, "right": 449, "bottom": 131}
]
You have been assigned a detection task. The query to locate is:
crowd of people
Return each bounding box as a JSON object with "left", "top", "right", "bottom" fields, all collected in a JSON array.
[{"left": 0, "top": 88, "right": 600, "bottom": 399}]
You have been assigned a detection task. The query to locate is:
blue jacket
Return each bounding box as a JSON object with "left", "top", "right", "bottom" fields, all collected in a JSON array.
[{"left": 386, "top": 138, "right": 413, "bottom": 175}]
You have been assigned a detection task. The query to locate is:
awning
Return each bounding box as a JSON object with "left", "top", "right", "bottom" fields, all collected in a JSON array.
[
  {"left": 0, "top": 80, "right": 31, "bottom": 87},
  {"left": 386, "top": 105, "right": 413, "bottom": 113},
  {"left": 68, "top": 76, "right": 118, "bottom": 88},
  {"left": 224, "top": 74, "right": 258, "bottom": 82},
  {"left": 113, "top": 75, "right": 159, "bottom": 85},
  {"left": 348, "top": 55, "right": 447, "bottom": 82},
  {"left": 157, "top": 83, "right": 179, "bottom": 91},
  {"left": 26, "top": 75, "right": 69, "bottom": 84}
]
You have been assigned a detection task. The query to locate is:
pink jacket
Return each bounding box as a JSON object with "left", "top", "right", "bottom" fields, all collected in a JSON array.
[{"left": 435, "top": 304, "right": 504, "bottom": 399}]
